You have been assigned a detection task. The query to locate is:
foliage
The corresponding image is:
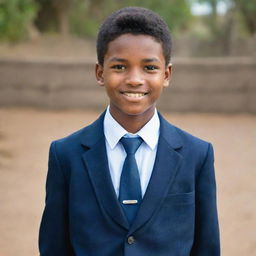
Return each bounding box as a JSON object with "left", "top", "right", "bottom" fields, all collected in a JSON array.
[
  {"left": 191, "top": 0, "right": 256, "bottom": 55},
  {"left": 0, "top": 0, "right": 37, "bottom": 41},
  {"left": 0, "top": 0, "right": 194, "bottom": 41},
  {"left": 195, "top": 0, "right": 256, "bottom": 36},
  {"left": 69, "top": 0, "right": 192, "bottom": 38},
  {"left": 234, "top": 0, "right": 256, "bottom": 35},
  {"left": 70, "top": 0, "right": 119, "bottom": 37},
  {"left": 34, "top": 0, "right": 57, "bottom": 32},
  {"left": 34, "top": 0, "right": 74, "bottom": 34},
  {"left": 1, "top": 0, "right": 255, "bottom": 46},
  {"left": 121, "top": 0, "right": 192, "bottom": 32}
]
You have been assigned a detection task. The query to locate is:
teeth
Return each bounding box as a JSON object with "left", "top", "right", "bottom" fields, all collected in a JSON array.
[{"left": 124, "top": 92, "right": 146, "bottom": 98}]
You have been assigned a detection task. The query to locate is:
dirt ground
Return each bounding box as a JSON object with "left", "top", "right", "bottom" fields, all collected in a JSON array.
[{"left": 0, "top": 108, "right": 255, "bottom": 256}]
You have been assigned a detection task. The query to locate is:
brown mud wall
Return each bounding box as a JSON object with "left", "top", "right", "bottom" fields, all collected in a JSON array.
[{"left": 0, "top": 57, "right": 255, "bottom": 113}]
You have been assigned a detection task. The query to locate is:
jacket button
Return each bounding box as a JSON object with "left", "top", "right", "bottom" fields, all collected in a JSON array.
[{"left": 127, "top": 236, "right": 135, "bottom": 244}]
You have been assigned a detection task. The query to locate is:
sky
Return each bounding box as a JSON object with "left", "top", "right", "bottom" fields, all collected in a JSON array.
[{"left": 191, "top": 1, "right": 229, "bottom": 15}]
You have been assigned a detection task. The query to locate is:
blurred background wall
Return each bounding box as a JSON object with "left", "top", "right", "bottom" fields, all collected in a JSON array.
[
  {"left": 0, "top": 1, "right": 256, "bottom": 256},
  {"left": 0, "top": 0, "right": 255, "bottom": 112},
  {"left": 0, "top": 57, "right": 255, "bottom": 112}
]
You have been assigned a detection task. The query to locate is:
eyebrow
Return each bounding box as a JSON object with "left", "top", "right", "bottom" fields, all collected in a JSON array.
[
  {"left": 142, "top": 58, "right": 160, "bottom": 63},
  {"left": 109, "top": 57, "right": 160, "bottom": 63},
  {"left": 109, "top": 57, "right": 127, "bottom": 62}
]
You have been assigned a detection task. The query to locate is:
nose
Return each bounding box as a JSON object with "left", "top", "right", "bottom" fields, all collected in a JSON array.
[{"left": 125, "top": 68, "right": 144, "bottom": 86}]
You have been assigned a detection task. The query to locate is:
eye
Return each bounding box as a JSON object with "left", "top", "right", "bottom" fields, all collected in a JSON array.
[
  {"left": 111, "top": 64, "right": 126, "bottom": 71},
  {"left": 144, "top": 65, "right": 158, "bottom": 71}
]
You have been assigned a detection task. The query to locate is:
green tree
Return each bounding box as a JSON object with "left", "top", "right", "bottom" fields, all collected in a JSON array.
[
  {"left": 196, "top": 0, "right": 256, "bottom": 36},
  {"left": 0, "top": 0, "right": 37, "bottom": 41},
  {"left": 70, "top": 0, "right": 120, "bottom": 37},
  {"left": 35, "top": 0, "right": 74, "bottom": 35},
  {"left": 53, "top": 0, "right": 73, "bottom": 35},
  {"left": 124, "top": 0, "right": 192, "bottom": 32},
  {"left": 70, "top": 0, "right": 192, "bottom": 38},
  {"left": 234, "top": 0, "right": 256, "bottom": 35},
  {"left": 195, "top": 0, "right": 226, "bottom": 36},
  {"left": 193, "top": 0, "right": 256, "bottom": 55}
]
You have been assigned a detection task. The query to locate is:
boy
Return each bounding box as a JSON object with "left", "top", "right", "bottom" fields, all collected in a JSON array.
[{"left": 39, "top": 7, "right": 220, "bottom": 256}]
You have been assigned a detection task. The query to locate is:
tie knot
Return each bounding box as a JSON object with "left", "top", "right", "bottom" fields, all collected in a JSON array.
[{"left": 120, "top": 137, "right": 143, "bottom": 155}]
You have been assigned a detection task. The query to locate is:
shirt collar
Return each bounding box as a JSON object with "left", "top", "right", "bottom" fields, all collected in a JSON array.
[{"left": 104, "top": 106, "right": 159, "bottom": 150}]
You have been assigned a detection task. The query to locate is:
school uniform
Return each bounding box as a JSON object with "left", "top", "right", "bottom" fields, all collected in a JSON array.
[{"left": 39, "top": 109, "right": 220, "bottom": 256}]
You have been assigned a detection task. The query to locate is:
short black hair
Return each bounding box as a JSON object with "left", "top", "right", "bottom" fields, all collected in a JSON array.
[{"left": 96, "top": 7, "right": 172, "bottom": 66}]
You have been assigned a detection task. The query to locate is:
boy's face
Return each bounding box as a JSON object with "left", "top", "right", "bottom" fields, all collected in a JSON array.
[{"left": 96, "top": 33, "right": 172, "bottom": 122}]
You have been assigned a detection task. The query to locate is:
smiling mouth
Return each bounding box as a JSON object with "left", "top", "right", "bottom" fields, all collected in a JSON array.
[{"left": 121, "top": 92, "right": 148, "bottom": 98}]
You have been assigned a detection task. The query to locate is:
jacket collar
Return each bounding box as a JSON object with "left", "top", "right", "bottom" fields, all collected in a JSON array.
[
  {"left": 81, "top": 110, "right": 183, "bottom": 150},
  {"left": 81, "top": 110, "right": 183, "bottom": 232},
  {"left": 80, "top": 110, "right": 106, "bottom": 148}
]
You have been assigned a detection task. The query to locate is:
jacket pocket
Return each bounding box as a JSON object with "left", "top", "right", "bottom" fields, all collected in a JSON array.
[{"left": 163, "top": 191, "right": 195, "bottom": 206}]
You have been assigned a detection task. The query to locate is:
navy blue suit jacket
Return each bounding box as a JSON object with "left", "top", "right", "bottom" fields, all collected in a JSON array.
[{"left": 39, "top": 111, "right": 220, "bottom": 256}]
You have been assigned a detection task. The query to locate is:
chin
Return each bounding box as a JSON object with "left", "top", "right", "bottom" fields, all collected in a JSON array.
[{"left": 123, "top": 106, "right": 154, "bottom": 117}]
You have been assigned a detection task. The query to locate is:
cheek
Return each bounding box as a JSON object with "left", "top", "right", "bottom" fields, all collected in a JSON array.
[
  {"left": 148, "top": 73, "right": 165, "bottom": 84},
  {"left": 150, "top": 79, "right": 165, "bottom": 93},
  {"left": 104, "top": 74, "right": 122, "bottom": 87}
]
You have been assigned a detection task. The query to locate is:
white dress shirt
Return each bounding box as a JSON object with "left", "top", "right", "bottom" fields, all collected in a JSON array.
[{"left": 103, "top": 107, "right": 160, "bottom": 198}]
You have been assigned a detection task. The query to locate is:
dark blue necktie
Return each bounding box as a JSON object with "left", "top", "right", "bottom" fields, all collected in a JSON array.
[{"left": 119, "top": 136, "right": 143, "bottom": 225}]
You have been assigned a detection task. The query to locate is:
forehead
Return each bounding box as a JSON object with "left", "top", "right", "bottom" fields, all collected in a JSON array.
[{"left": 105, "top": 34, "right": 165, "bottom": 61}]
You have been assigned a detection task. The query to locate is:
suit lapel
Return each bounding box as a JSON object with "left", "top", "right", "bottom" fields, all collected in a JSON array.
[
  {"left": 81, "top": 112, "right": 129, "bottom": 230},
  {"left": 128, "top": 114, "right": 183, "bottom": 235},
  {"left": 80, "top": 112, "right": 183, "bottom": 233}
]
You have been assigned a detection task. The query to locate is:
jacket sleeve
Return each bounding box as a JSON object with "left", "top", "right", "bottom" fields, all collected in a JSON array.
[
  {"left": 190, "top": 143, "right": 221, "bottom": 256},
  {"left": 39, "top": 141, "right": 73, "bottom": 256}
]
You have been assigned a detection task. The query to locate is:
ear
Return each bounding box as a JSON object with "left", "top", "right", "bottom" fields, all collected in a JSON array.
[
  {"left": 95, "top": 63, "right": 104, "bottom": 86},
  {"left": 163, "top": 63, "right": 172, "bottom": 88}
]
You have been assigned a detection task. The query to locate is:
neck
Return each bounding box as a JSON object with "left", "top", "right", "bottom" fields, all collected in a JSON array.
[{"left": 109, "top": 107, "right": 155, "bottom": 134}]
